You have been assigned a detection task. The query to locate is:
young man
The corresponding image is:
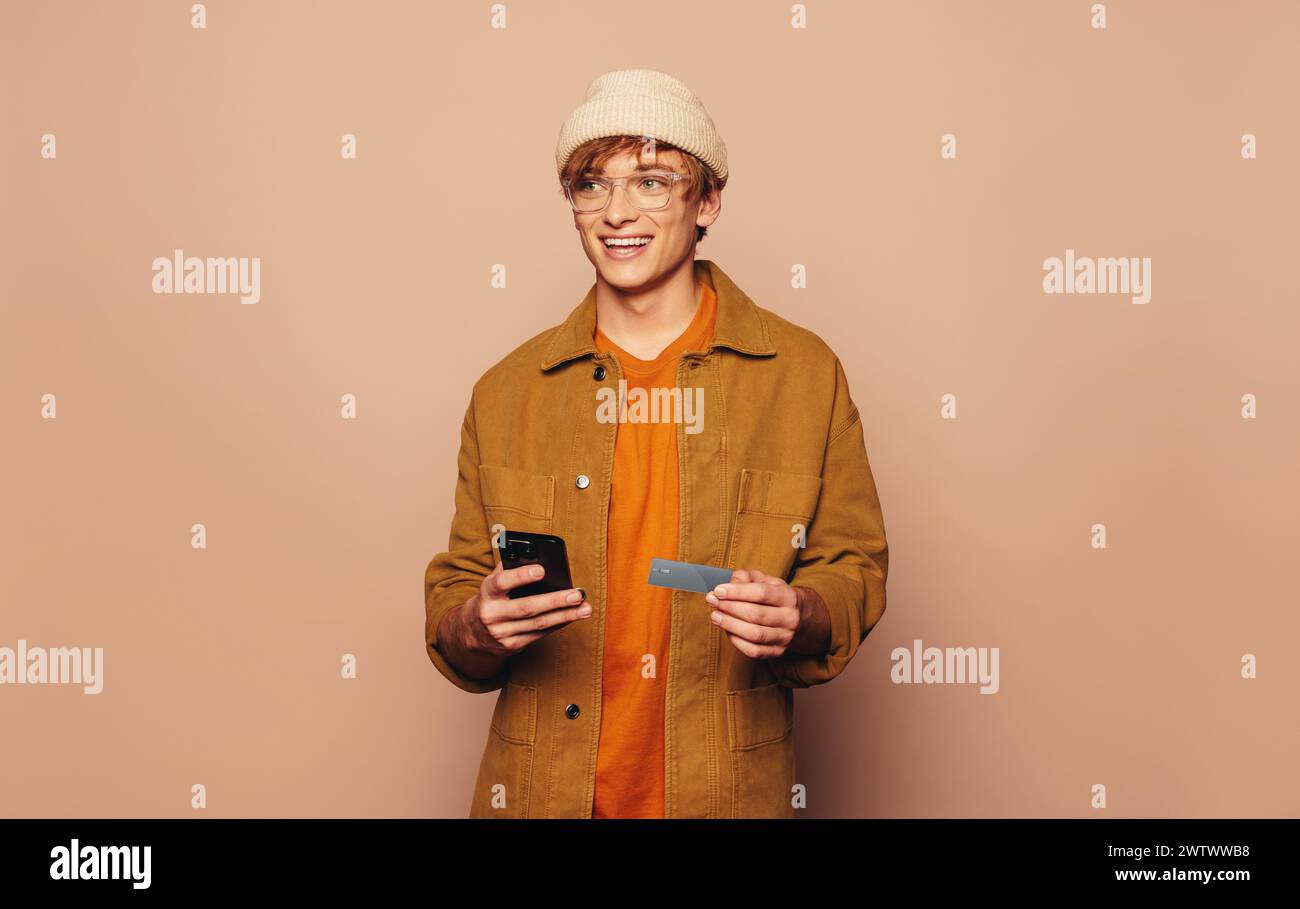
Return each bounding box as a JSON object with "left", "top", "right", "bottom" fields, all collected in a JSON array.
[{"left": 424, "top": 69, "right": 888, "bottom": 818}]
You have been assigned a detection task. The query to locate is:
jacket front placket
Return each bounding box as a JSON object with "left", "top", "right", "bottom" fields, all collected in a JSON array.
[
  {"left": 559, "top": 347, "right": 622, "bottom": 817},
  {"left": 664, "top": 348, "right": 729, "bottom": 818}
]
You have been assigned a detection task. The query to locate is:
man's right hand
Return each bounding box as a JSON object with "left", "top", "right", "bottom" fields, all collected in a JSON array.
[
  {"left": 462, "top": 561, "right": 592, "bottom": 654},
  {"left": 437, "top": 562, "right": 591, "bottom": 680}
]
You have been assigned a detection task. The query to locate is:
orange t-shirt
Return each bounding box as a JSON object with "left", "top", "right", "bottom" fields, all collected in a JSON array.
[{"left": 591, "top": 280, "right": 717, "bottom": 818}]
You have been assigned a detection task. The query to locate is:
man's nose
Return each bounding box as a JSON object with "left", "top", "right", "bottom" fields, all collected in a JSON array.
[{"left": 604, "top": 182, "right": 637, "bottom": 222}]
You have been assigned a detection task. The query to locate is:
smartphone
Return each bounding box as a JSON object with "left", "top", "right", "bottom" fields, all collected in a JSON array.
[{"left": 499, "top": 530, "right": 577, "bottom": 600}]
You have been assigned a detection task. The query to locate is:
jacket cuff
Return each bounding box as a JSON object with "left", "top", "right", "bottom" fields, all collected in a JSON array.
[
  {"left": 426, "top": 586, "right": 509, "bottom": 694},
  {"left": 767, "top": 569, "right": 860, "bottom": 688}
]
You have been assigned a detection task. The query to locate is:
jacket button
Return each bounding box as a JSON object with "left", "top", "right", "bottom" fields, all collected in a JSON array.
[
  {"left": 593, "top": 365, "right": 606, "bottom": 381},
  {"left": 565, "top": 703, "right": 580, "bottom": 719},
  {"left": 575, "top": 474, "right": 590, "bottom": 489}
]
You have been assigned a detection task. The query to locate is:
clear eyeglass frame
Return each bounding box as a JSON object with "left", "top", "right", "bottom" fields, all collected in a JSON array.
[{"left": 562, "top": 170, "right": 689, "bottom": 213}]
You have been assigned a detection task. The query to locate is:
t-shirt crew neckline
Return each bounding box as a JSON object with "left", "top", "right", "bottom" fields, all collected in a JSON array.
[{"left": 594, "top": 282, "right": 716, "bottom": 376}]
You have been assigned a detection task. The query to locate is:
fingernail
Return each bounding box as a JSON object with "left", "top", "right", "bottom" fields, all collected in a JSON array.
[
  {"left": 714, "top": 586, "right": 727, "bottom": 598},
  {"left": 531, "top": 565, "right": 543, "bottom": 578},
  {"left": 566, "top": 589, "right": 582, "bottom": 604},
  {"left": 579, "top": 605, "right": 592, "bottom": 617},
  {"left": 705, "top": 593, "right": 718, "bottom": 605},
  {"left": 710, "top": 611, "right": 722, "bottom": 623}
]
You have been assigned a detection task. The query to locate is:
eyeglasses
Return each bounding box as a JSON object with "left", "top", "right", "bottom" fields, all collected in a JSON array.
[{"left": 562, "top": 171, "right": 688, "bottom": 213}]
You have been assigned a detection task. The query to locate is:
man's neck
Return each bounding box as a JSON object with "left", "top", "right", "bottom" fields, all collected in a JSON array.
[{"left": 594, "top": 258, "right": 702, "bottom": 361}]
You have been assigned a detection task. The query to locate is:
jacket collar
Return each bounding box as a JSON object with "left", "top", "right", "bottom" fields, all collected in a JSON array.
[{"left": 540, "top": 259, "right": 777, "bottom": 371}]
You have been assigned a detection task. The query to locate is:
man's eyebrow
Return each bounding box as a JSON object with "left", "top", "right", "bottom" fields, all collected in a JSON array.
[{"left": 583, "top": 161, "right": 675, "bottom": 177}]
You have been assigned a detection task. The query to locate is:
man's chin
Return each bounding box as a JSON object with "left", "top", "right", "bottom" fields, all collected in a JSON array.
[
  {"left": 593, "top": 257, "right": 660, "bottom": 292},
  {"left": 589, "top": 247, "right": 690, "bottom": 293}
]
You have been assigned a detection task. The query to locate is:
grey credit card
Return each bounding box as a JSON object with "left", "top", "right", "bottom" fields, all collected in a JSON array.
[{"left": 647, "top": 558, "right": 733, "bottom": 593}]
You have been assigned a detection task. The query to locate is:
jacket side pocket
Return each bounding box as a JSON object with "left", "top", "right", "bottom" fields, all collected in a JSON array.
[
  {"left": 725, "top": 682, "right": 796, "bottom": 819},
  {"left": 469, "top": 681, "right": 538, "bottom": 818}
]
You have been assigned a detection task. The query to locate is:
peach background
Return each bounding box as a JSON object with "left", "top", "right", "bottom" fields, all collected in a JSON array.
[{"left": 2, "top": 0, "right": 1297, "bottom": 818}]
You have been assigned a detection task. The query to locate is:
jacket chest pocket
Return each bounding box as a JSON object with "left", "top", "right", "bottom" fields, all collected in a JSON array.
[
  {"left": 726, "top": 682, "right": 796, "bottom": 818},
  {"left": 470, "top": 681, "right": 538, "bottom": 817},
  {"left": 724, "top": 469, "right": 823, "bottom": 581},
  {"left": 479, "top": 465, "right": 556, "bottom": 540}
]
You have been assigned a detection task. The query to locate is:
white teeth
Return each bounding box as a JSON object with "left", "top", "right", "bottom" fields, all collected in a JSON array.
[{"left": 604, "top": 237, "right": 651, "bottom": 247}]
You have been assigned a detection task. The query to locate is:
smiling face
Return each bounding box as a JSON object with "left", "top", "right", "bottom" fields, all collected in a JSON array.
[{"left": 568, "top": 144, "right": 721, "bottom": 293}]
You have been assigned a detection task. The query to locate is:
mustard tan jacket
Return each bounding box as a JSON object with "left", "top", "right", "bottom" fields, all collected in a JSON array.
[{"left": 423, "top": 259, "right": 888, "bottom": 818}]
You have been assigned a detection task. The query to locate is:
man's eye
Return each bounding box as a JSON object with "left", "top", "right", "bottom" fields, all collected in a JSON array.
[
  {"left": 578, "top": 181, "right": 603, "bottom": 192},
  {"left": 640, "top": 177, "right": 664, "bottom": 190}
]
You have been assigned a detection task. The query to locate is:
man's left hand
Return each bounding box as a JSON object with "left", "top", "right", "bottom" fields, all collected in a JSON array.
[{"left": 706, "top": 569, "right": 831, "bottom": 659}]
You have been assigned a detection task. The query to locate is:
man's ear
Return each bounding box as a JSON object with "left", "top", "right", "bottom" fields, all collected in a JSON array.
[{"left": 696, "top": 188, "right": 722, "bottom": 230}]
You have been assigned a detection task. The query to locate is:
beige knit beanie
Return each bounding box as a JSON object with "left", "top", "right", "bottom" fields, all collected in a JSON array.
[{"left": 555, "top": 68, "right": 728, "bottom": 189}]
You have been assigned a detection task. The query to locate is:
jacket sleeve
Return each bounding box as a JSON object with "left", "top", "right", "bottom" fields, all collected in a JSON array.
[
  {"left": 770, "top": 358, "right": 889, "bottom": 688},
  {"left": 423, "top": 391, "right": 510, "bottom": 694}
]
